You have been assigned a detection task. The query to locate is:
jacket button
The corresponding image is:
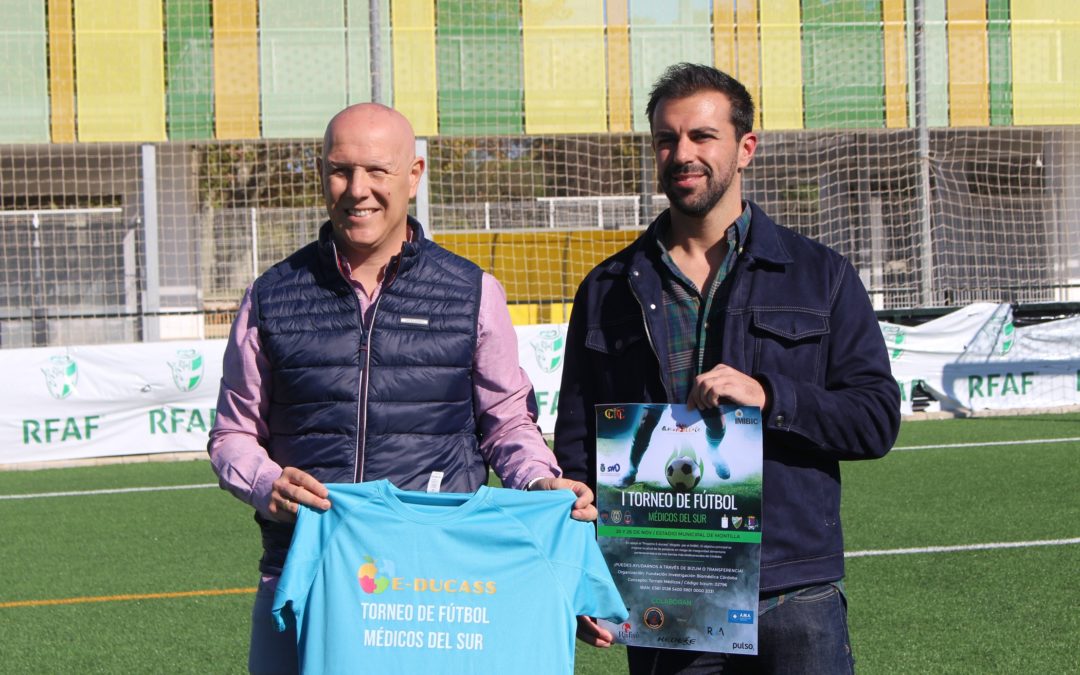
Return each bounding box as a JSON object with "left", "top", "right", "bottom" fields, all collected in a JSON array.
[
  {"left": 775, "top": 415, "right": 785, "bottom": 425},
  {"left": 632, "top": 270, "right": 640, "bottom": 277},
  {"left": 649, "top": 303, "right": 657, "bottom": 310}
]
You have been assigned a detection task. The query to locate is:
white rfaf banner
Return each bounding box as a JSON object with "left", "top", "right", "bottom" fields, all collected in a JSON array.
[
  {"left": 1, "top": 341, "right": 225, "bottom": 466},
  {"left": 881, "top": 303, "right": 1080, "bottom": 414},
  {"left": 1, "top": 307, "right": 1077, "bottom": 465}
]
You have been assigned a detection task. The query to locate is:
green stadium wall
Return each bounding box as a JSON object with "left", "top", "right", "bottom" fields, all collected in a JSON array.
[{"left": 3, "top": 0, "right": 1080, "bottom": 143}]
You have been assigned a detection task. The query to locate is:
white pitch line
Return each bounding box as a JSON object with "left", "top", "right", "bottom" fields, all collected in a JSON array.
[
  {"left": 3, "top": 487, "right": 1077, "bottom": 560},
  {"left": 893, "top": 436, "right": 1080, "bottom": 451},
  {"left": 0, "top": 483, "right": 217, "bottom": 500},
  {"left": 847, "top": 537, "right": 1080, "bottom": 558}
]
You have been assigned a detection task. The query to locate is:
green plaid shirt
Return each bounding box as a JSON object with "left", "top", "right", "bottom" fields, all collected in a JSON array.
[{"left": 654, "top": 203, "right": 752, "bottom": 403}]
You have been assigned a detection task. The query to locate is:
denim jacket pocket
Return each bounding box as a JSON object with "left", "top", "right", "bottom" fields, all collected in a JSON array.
[
  {"left": 585, "top": 320, "right": 653, "bottom": 394},
  {"left": 585, "top": 320, "right": 646, "bottom": 356},
  {"left": 752, "top": 309, "right": 829, "bottom": 340},
  {"left": 751, "top": 309, "right": 828, "bottom": 381}
]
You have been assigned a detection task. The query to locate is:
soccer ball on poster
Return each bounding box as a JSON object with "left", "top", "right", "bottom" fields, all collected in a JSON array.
[{"left": 665, "top": 447, "right": 703, "bottom": 492}]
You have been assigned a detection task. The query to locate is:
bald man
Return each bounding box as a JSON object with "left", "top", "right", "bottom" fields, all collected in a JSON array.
[{"left": 209, "top": 104, "right": 595, "bottom": 674}]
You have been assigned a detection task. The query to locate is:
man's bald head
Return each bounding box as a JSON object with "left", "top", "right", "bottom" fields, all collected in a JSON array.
[{"left": 321, "top": 103, "right": 416, "bottom": 164}]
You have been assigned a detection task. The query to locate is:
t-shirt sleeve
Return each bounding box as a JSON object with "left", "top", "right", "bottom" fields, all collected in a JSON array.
[
  {"left": 550, "top": 520, "right": 628, "bottom": 622},
  {"left": 513, "top": 492, "right": 627, "bottom": 622},
  {"left": 270, "top": 506, "right": 325, "bottom": 632}
]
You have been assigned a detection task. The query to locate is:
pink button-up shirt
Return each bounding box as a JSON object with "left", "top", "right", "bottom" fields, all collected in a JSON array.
[{"left": 208, "top": 260, "right": 560, "bottom": 520}]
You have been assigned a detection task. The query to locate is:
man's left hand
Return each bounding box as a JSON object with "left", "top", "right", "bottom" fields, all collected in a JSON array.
[
  {"left": 688, "top": 363, "right": 766, "bottom": 410},
  {"left": 530, "top": 477, "right": 598, "bottom": 522}
]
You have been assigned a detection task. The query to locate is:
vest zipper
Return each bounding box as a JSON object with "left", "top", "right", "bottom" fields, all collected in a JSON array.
[{"left": 354, "top": 294, "right": 382, "bottom": 483}]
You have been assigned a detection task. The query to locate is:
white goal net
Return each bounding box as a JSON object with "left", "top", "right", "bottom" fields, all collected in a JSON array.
[{"left": 0, "top": 0, "right": 1078, "bottom": 349}]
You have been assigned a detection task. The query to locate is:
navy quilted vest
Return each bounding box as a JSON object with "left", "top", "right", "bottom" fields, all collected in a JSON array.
[{"left": 252, "top": 219, "right": 485, "bottom": 573}]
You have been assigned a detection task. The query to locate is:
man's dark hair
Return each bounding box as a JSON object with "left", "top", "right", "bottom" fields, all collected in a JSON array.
[{"left": 645, "top": 63, "right": 755, "bottom": 139}]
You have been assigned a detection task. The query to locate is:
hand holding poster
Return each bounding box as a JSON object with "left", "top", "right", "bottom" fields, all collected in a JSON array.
[{"left": 594, "top": 403, "right": 763, "bottom": 655}]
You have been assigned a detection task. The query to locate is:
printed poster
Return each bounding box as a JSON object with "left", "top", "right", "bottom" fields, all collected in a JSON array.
[{"left": 595, "top": 403, "right": 763, "bottom": 655}]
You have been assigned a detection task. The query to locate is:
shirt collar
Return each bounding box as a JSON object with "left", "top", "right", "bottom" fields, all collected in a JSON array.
[
  {"left": 654, "top": 201, "right": 752, "bottom": 257},
  {"left": 335, "top": 222, "right": 415, "bottom": 282}
]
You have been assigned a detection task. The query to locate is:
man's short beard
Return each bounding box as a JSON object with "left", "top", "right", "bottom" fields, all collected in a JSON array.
[
  {"left": 664, "top": 180, "right": 725, "bottom": 217},
  {"left": 661, "top": 162, "right": 735, "bottom": 218}
]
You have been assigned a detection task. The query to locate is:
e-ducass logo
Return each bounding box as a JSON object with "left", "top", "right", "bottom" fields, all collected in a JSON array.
[
  {"left": 41, "top": 355, "right": 78, "bottom": 400},
  {"left": 358, "top": 555, "right": 393, "bottom": 594},
  {"left": 168, "top": 349, "right": 204, "bottom": 392},
  {"left": 530, "top": 328, "right": 565, "bottom": 374},
  {"left": 357, "top": 552, "right": 497, "bottom": 596}
]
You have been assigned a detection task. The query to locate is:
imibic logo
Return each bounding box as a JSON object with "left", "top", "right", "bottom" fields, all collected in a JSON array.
[
  {"left": 41, "top": 355, "right": 78, "bottom": 400},
  {"left": 168, "top": 349, "right": 204, "bottom": 392},
  {"left": 530, "top": 328, "right": 565, "bottom": 374},
  {"left": 881, "top": 325, "right": 906, "bottom": 360}
]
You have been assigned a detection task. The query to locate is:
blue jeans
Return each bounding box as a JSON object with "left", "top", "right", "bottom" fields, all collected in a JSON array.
[
  {"left": 626, "top": 584, "right": 855, "bottom": 674},
  {"left": 248, "top": 575, "right": 299, "bottom": 675}
]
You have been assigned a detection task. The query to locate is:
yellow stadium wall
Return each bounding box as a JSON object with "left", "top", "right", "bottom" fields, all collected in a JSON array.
[{"left": 435, "top": 229, "right": 641, "bottom": 325}]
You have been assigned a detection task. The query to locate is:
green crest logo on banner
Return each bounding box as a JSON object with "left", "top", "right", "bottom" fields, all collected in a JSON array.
[
  {"left": 1000, "top": 321, "right": 1014, "bottom": 355},
  {"left": 530, "top": 328, "right": 565, "bottom": 374},
  {"left": 168, "top": 349, "right": 204, "bottom": 392},
  {"left": 41, "top": 355, "right": 78, "bottom": 400},
  {"left": 881, "top": 325, "right": 906, "bottom": 360}
]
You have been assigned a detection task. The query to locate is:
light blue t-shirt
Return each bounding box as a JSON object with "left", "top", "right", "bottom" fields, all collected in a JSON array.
[{"left": 272, "top": 480, "right": 627, "bottom": 674}]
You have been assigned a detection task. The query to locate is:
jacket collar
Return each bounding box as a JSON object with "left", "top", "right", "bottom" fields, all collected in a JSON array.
[
  {"left": 603, "top": 210, "right": 667, "bottom": 277},
  {"left": 398, "top": 216, "right": 427, "bottom": 270},
  {"left": 611, "top": 199, "right": 793, "bottom": 277},
  {"left": 742, "top": 200, "right": 793, "bottom": 266}
]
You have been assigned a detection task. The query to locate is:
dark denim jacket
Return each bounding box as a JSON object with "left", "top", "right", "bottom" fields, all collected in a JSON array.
[{"left": 554, "top": 201, "right": 901, "bottom": 592}]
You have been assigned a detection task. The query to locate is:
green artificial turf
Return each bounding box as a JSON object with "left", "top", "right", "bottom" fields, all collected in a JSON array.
[{"left": 0, "top": 414, "right": 1076, "bottom": 674}]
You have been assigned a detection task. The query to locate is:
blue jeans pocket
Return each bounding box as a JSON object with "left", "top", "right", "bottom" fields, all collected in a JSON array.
[
  {"left": 791, "top": 583, "right": 842, "bottom": 604},
  {"left": 763, "top": 584, "right": 854, "bottom": 674}
]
